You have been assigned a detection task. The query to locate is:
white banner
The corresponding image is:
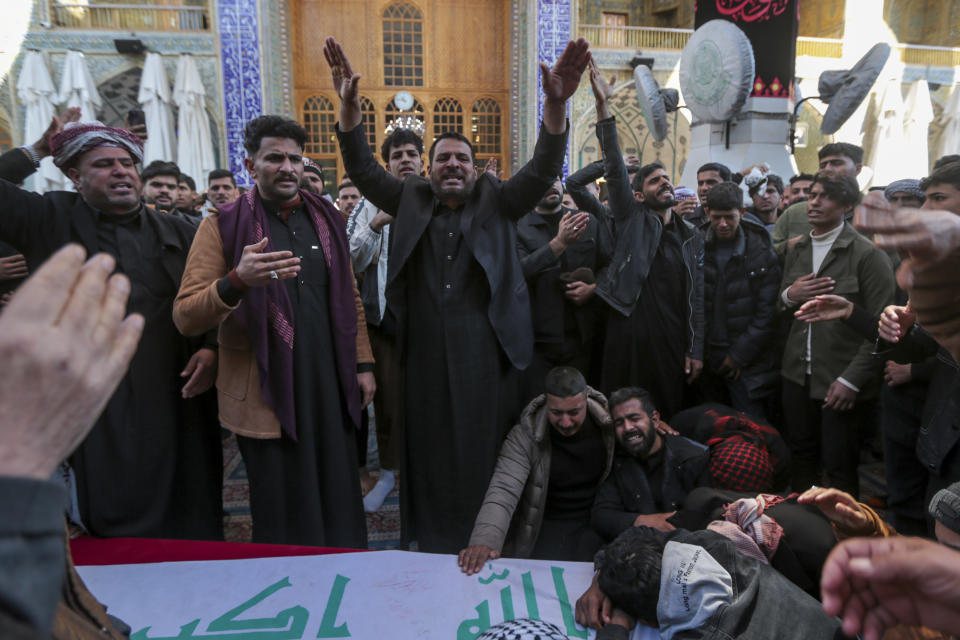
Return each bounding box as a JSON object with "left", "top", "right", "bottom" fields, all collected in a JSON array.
[{"left": 77, "top": 550, "right": 659, "bottom": 639}]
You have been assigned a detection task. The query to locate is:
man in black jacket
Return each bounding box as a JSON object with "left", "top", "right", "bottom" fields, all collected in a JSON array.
[
  {"left": 585, "top": 62, "right": 704, "bottom": 418},
  {"left": 591, "top": 387, "right": 709, "bottom": 542},
  {"left": 699, "top": 182, "right": 781, "bottom": 419},
  {"left": 0, "top": 116, "right": 222, "bottom": 540},
  {"left": 517, "top": 179, "right": 612, "bottom": 393},
  {"left": 324, "top": 36, "right": 591, "bottom": 552}
]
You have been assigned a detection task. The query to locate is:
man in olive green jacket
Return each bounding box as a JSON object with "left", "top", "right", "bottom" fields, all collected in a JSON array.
[
  {"left": 458, "top": 368, "right": 615, "bottom": 573},
  {"left": 779, "top": 172, "right": 894, "bottom": 498}
]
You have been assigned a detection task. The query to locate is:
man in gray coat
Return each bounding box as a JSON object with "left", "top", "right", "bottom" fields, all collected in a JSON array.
[{"left": 458, "top": 367, "right": 615, "bottom": 573}]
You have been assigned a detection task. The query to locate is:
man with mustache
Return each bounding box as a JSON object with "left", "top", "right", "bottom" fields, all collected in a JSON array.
[
  {"left": 174, "top": 114, "right": 375, "bottom": 547},
  {"left": 591, "top": 387, "right": 709, "bottom": 542},
  {"left": 0, "top": 114, "right": 223, "bottom": 540},
  {"left": 345, "top": 126, "right": 425, "bottom": 512},
  {"left": 586, "top": 62, "right": 704, "bottom": 419},
  {"left": 325, "top": 35, "right": 591, "bottom": 552},
  {"left": 517, "top": 178, "right": 611, "bottom": 394}
]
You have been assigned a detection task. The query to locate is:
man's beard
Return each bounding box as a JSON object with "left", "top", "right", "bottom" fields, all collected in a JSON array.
[
  {"left": 537, "top": 192, "right": 562, "bottom": 211},
  {"left": 645, "top": 193, "right": 676, "bottom": 211},
  {"left": 430, "top": 172, "right": 477, "bottom": 203}
]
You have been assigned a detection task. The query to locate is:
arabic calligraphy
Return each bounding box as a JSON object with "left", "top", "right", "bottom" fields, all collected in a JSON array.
[
  {"left": 130, "top": 574, "right": 351, "bottom": 640},
  {"left": 716, "top": 0, "right": 790, "bottom": 22},
  {"left": 456, "top": 566, "right": 590, "bottom": 640}
]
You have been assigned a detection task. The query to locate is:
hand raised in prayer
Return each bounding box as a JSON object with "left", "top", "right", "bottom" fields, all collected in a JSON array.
[
  {"left": 540, "top": 37, "right": 591, "bottom": 105},
  {"left": 457, "top": 544, "right": 499, "bottom": 576},
  {"left": 322, "top": 37, "right": 363, "bottom": 131},
  {"left": 181, "top": 347, "right": 217, "bottom": 398},
  {"left": 795, "top": 294, "right": 853, "bottom": 323},
  {"left": 0, "top": 245, "right": 143, "bottom": 479},
  {"left": 235, "top": 237, "right": 301, "bottom": 288},
  {"left": 554, "top": 211, "right": 590, "bottom": 249},
  {"left": 482, "top": 157, "right": 501, "bottom": 180},
  {"left": 588, "top": 58, "right": 614, "bottom": 120},
  {"left": 32, "top": 106, "right": 81, "bottom": 159}
]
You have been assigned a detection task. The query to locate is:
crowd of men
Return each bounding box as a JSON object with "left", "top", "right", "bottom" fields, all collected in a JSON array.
[{"left": 5, "top": 34, "right": 960, "bottom": 639}]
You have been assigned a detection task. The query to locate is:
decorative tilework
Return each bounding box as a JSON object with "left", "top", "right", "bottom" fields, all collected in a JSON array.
[
  {"left": 218, "top": 0, "right": 263, "bottom": 185},
  {"left": 536, "top": 0, "right": 572, "bottom": 173},
  {"left": 260, "top": 0, "right": 294, "bottom": 117},
  {"left": 22, "top": 31, "right": 215, "bottom": 55}
]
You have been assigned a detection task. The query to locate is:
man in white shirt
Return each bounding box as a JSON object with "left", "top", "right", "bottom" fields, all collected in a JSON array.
[{"left": 778, "top": 172, "right": 894, "bottom": 497}]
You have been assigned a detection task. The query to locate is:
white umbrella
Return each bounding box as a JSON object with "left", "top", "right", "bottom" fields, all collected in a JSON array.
[
  {"left": 16, "top": 51, "right": 62, "bottom": 193},
  {"left": 173, "top": 54, "right": 215, "bottom": 192},
  {"left": 56, "top": 50, "right": 102, "bottom": 123},
  {"left": 865, "top": 78, "right": 905, "bottom": 188},
  {"left": 902, "top": 79, "right": 934, "bottom": 178},
  {"left": 937, "top": 87, "right": 960, "bottom": 160},
  {"left": 138, "top": 52, "right": 177, "bottom": 165}
]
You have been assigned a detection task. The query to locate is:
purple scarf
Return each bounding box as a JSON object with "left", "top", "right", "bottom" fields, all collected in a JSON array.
[{"left": 218, "top": 188, "right": 360, "bottom": 440}]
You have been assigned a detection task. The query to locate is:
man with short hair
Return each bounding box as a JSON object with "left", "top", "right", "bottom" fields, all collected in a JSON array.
[
  {"left": 685, "top": 162, "right": 733, "bottom": 228},
  {"left": 0, "top": 117, "right": 223, "bottom": 540},
  {"left": 177, "top": 173, "right": 200, "bottom": 214},
  {"left": 458, "top": 367, "right": 614, "bottom": 571},
  {"left": 141, "top": 160, "right": 180, "bottom": 212},
  {"left": 782, "top": 173, "right": 814, "bottom": 212},
  {"left": 779, "top": 171, "right": 894, "bottom": 497},
  {"left": 325, "top": 36, "right": 590, "bottom": 552},
  {"left": 207, "top": 168, "right": 239, "bottom": 209},
  {"left": 337, "top": 180, "right": 361, "bottom": 217},
  {"left": 517, "top": 178, "right": 611, "bottom": 393},
  {"left": 591, "top": 387, "right": 709, "bottom": 541},
  {"left": 345, "top": 126, "right": 425, "bottom": 512},
  {"left": 586, "top": 64, "right": 704, "bottom": 419},
  {"left": 744, "top": 173, "right": 783, "bottom": 231},
  {"left": 772, "top": 143, "right": 863, "bottom": 258},
  {"left": 174, "top": 114, "right": 375, "bottom": 547},
  {"left": 884, "top": 178, "right": 925, "bottom": 208},
  {"left": 700, "top": 182, "right": 781, "bottom": 418}
]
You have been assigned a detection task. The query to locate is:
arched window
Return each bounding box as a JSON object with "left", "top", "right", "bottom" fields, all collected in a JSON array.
[
  {"left": 432, "top": 97, "right": 463, "bottom": 140},
  {"left": 382, "top": 2, "right": 424, "bottom": 87},
  {"left": 360, "top": 95, "right": 378, "bottom": 156},
  {"left": 471, "top": 98, "right": 502, "bottom": 163},
  {"left": 302, "top": 95, "right": 336, "bottom": 156}
]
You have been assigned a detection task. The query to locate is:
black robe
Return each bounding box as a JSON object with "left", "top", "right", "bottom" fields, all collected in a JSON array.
[
  {"left": 234, "top": 206, "right": 366, "bottom": 548},
  {"left": 70, "top": 207, "right": 222, "bottom": 539}
]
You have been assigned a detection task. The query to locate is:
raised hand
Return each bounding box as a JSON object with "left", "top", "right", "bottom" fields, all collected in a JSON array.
[
  {"left": 322, "top": 36, "right": 363, "bottom": 130},
  {"left": 33, "top": 106, "right": 82, "bottom": 159},
  {"left": 235, "top": 237, "right": 301, "bottom": 287},
  {"left": 540, "top": 37, "right": 591, "bottom": 104}
]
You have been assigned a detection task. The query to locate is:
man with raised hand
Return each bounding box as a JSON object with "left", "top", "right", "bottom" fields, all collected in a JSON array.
[
  {"left": 586, "top": 60, "right": 704, "bottom": 419},
  {"left": 324, "top": 35, "right": 590, "bottom": 552}
]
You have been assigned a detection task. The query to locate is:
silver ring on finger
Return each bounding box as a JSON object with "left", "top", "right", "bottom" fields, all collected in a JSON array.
[{"left": 270, "top": 270, "right": 279, "bottom": 280}]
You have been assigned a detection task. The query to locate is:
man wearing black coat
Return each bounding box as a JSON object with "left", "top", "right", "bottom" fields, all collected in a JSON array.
[
  {"left": 699, "top": 182, "right": 781, "bottom": 419},
  {"left": 517, "top": 178, "right": 612, "bottom": 393},
  {"left": 324, "top": 37, "right": 591, "bottom": 552},
  {"left": 0, "top": 116, "right": 222, "bottom": 540},
  {"left": 591, "top": 387, "right": 709, "bottom": 542}
]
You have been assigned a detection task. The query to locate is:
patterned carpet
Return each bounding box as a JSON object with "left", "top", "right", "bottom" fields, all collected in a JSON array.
[{"left": 221, "top": 407, "right": 403, "bottom": 548}]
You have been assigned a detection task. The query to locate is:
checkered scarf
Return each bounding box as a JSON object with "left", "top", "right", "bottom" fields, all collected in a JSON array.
[
  {"left": 707, "top": 494, "right": 786, "bottom": 563},
  {"left": 50, "top": 121, "right": 143, "bottom": 168},
  {"left": 476, "top": 619, "right": 568, "bottom": 640},
  {"left": 706, "top": 416, "right": 775, "bottom": 492}
]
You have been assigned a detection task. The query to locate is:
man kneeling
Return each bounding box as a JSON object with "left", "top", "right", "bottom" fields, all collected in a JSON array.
[{"left": 459, "top": 367, "right": 614, "bottom": 573}]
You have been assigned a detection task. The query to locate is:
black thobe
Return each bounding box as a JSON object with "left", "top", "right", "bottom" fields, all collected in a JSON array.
[
  {"left": 236, "top": 205, "right": 366, "bottom": 548},
  {"left": 70, "top": 206, "right": 222, "bottom": 539},
  {"left": 602, "top": 221, "right": 687, "bottom": 418},
  {"left": 405, "top": 204, "right": 520, "bottom": 553}
]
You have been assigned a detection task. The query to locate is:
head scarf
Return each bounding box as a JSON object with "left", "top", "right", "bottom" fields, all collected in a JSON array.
[
  {"left": 50, "top": 121, "right": 144, "bottom": 168},
  {"left": 930, "top": 481, "right": 960, "bottom": 535},
  {"left": 476, "top": 619, "right": 568, "bottom": 640},
  {"left": 303, "top": 157, "right": 324, "bottom": 180},
  {"left": 883, "top": 178, "right": 924, "bottom": 202}
]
